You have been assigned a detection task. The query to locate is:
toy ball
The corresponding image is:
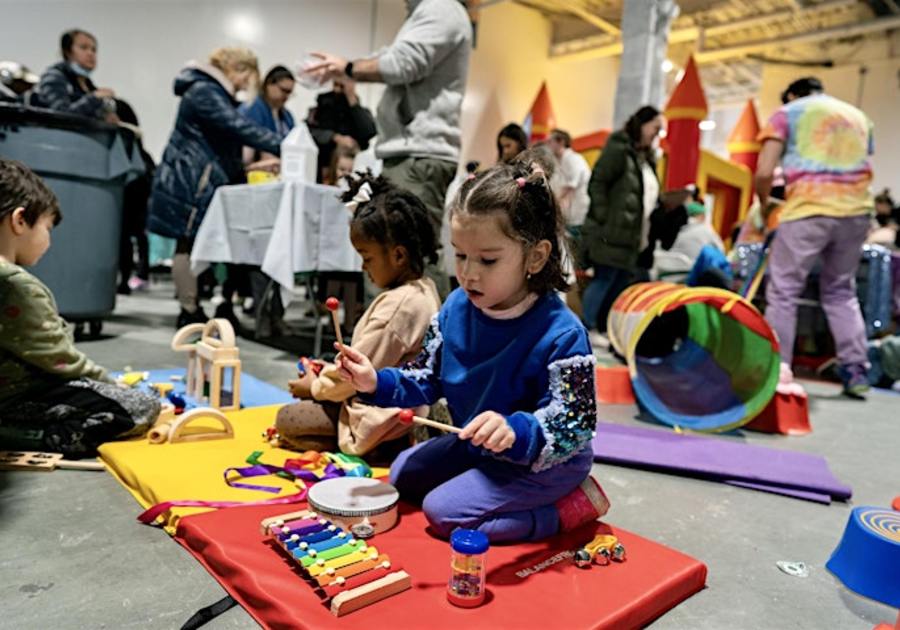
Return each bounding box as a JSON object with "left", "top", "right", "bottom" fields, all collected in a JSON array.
[{"left": 325, "top": 297, "right": 340, "bottom": 312}]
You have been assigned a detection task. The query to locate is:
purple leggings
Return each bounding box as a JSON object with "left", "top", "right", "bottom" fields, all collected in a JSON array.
[
  {"left": 389, "top": 434, "right": 593, "bottom": 543},
  {"left": 765, "top": 214, "right": 869, "bottom": 366}
]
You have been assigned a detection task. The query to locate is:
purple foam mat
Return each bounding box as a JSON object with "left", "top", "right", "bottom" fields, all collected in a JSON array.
[{"left": 592, "top": 422, "right": 852, "bottom": 504}]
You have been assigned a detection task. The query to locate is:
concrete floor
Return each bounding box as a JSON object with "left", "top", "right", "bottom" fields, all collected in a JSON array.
[{"left": 2, "top": 279, "right": 898, "bottom": 629}]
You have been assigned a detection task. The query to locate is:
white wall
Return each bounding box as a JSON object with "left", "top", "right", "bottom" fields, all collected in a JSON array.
[
  {"left": 1, "top": 0, "right": 406, "bottom": 159},
  {"left": 757, "top": 35, "right": 900, "bottom": 195},
  {"left": 461, "top": 2, "right": 618, "bottom": 168}
]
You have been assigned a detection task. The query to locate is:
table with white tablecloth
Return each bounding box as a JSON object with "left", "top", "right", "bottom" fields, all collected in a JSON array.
[{"left": 190, "top": 180, "right": 361, "bottom": 303}]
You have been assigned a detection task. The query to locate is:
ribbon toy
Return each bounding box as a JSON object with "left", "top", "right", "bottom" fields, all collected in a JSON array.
[{"left": 137, "top": 450, "right": 372, "bottom": 525}]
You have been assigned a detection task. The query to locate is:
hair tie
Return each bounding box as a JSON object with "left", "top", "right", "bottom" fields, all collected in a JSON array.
[
  {"left": 515, "top": 177, "right": 526, "bottom": 189},
  {"left": 466, "top": 173, "right": 476, "bottom": 181}
]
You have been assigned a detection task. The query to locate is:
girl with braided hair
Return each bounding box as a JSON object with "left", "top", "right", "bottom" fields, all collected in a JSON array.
[
  {"left": 274, "top": 173, "right": 441, "bottom": 456},
  {"left": 336, "top": 160, "right": 610, "bottom": 543}
]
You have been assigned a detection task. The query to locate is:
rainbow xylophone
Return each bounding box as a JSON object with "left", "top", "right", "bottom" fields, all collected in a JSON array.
[{"left": 260, "top": 510, "right": 411, "bottom": 616}]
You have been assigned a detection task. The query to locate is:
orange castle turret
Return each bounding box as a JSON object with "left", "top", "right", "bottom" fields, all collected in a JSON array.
[
  {"left": 664, "top": 55, "right": 707, "bottom": 190},
  {"left": 524, "top": 82, "right": 557, "bottom": 144},
  {"left": 727, "top": 99, "right": 762, "bottom": 209}
]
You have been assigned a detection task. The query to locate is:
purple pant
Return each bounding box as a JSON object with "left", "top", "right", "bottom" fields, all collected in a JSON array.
[
  {"left": 389, "top": 434, "right": 592, "bottom": 543},
  {"left": 765, "top": 214, "right": 869, "bottom": 366}
]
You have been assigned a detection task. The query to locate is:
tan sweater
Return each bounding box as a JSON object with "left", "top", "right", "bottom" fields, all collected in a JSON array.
[{"left": 310, "top": 277, "right": 440, "bottom": 455}]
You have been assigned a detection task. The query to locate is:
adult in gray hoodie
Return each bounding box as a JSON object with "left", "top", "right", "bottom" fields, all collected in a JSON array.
[{"left": 307, "top": 0, "right": 472, "bottom": 236}]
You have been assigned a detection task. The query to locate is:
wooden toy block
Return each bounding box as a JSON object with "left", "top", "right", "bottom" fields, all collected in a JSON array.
[
  {"left": 0, "top": 451, "right": 105, "bottom": 472},
  {"left": 330, "top": 570, "right": 411, "bottom": 617},
  {"left": 119, "top": 371, "right": 149, "bottom": 387},
  {"left": 148, "top": 408, "right": 234, "bottom": 444},
  {"left": 151, "top": 382, "right": 175, "bottom": 397},
  {"left": 172, "top": 319, "right": 242, "bottom": 411}
]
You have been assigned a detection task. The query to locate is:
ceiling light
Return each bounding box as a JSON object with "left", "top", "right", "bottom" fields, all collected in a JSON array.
[
  {"left": 662, "top": 59, "right": 674, "bottom": 72},
  {"left": 699, "top": 120, "right": 717, "bottom": 131}
]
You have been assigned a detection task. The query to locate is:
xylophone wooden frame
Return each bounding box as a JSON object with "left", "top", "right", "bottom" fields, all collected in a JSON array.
[{"left": 260, "top": 509, "right": 411, "bottom": 616}]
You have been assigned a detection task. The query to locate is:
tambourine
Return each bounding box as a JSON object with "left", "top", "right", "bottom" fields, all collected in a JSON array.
[{"left": 306, "top": 477, "right": 400, "bottom": 539}]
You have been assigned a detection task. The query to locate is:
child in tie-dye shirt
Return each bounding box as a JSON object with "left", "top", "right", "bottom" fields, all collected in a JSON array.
[
  {"left": 0, "top": 159, "right": 159, "bottom": 456},
  {"left": 755, "top": 78, "right": 874, "bottom": 398}
]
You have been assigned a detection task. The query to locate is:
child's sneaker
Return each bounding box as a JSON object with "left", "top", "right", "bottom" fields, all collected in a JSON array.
[
  {"left": 838, "top": 363, "right": 870, "bottom": 400},
  {"left": 127, "top": 276, "right": 149, "bottom": 292},
  {"left": 776, "top": 361, "right": 806, "bottom": 397},
  {"left": 556, "top": 476, "right": 611, "bottom": 532}
]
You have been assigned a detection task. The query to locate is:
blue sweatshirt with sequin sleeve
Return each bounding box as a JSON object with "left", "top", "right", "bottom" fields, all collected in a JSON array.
[{"left": 362, "top": 288, "right": 597, "bottom": 471}]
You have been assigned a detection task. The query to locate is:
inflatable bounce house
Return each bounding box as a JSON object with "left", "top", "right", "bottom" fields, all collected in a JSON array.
[{"left": 571, "top": 56, "right": 760, "bottom": 245}]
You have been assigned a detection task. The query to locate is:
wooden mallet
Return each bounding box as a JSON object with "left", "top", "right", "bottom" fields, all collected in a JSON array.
[
  {"left": 397, "top": 409, "right": 461, "bottom": 434},
  {"left": 325, "top": 296, "right": 345, "bottom": 354}
]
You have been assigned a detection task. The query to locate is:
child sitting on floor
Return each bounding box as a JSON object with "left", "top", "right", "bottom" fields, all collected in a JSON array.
[
  {"left": 337, "top": 159, "right": 610, "bottom": 543},
  {"left": 0, "top": 159, "right": 159, "bottom": 457},
  {"left": 275, "top": 172, "right": 441, "bottom": 456}
]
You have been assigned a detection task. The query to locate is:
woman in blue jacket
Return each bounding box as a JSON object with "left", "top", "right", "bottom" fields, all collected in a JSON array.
[
  {"left": 239, "top": 65, "right": 295, "bottom": 152},
  {"left": 148, "top": 47, "right": 282, "bottom": 328}
]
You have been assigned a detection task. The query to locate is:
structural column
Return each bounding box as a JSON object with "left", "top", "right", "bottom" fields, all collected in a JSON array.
[{"left": 612, "top": 0, "right": 678, "bottom": 128}]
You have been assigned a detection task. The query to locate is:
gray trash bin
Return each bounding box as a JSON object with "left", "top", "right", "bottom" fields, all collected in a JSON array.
[{"left": 0, "top": 104, "right": 144, "bottom": 335}]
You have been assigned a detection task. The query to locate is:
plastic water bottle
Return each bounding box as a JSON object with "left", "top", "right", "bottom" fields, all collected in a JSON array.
[{"left": 280, "top": 122, "right": 318, "bottom": 184}]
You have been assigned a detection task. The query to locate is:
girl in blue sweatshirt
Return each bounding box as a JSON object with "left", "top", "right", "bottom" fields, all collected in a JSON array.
[{"left": 337, "top": 157, "right": 610, "bottom": 542}]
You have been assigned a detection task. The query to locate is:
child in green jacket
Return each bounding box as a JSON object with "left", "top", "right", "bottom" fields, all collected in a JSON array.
[{"left": 0, "top": 159, "right": 158, "bottom": 457}]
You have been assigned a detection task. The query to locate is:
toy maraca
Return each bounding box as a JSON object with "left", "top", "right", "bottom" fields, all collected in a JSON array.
[
  {"left": 397, "top": 409, "right": 461, "bottom": 434},
  {"left": 325, "top": 297, "right": 345, "bottom": 354}
]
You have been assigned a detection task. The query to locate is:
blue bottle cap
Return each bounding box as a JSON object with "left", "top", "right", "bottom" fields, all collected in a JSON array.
[{"left": 450, "top": 529, "right": 489, "bottom": 555}]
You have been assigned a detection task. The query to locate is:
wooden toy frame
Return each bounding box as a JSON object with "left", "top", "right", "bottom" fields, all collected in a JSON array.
[
  {"left": 260, "top": 509, "right": 411, "bottom": 616},
  {"left": 171, "top": 319, "right": 242, "bottom": 411},
  {"left": 0, "top": 451, "right": 105, "bottom": 471},
  {"left": 148, "top": 407, "right": 234, "bottom": 444}
]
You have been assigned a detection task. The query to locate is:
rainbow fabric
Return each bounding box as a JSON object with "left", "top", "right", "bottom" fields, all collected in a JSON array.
[
  {"left": 608, "top": 283, "right": 780, "bottom": 433},
  {"left": 758, "top": 93, "right": 874, "bottom": 223}
]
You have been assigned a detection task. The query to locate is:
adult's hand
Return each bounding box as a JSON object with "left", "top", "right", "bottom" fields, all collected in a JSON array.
[
  {"left": 94, "top": 87, "right": 115, "bottom": 98},
  {"left": 304, "top": 52, "right": 348, "bottom": 83},
  {"left": 337, "top": 77, "right": 359, "bottom": 106},
  {"left": 332, "top": 134, "right": 359, "bottom": 150},
  {"left": 247, "top": 157, "right": 281, "bottom": 174}
]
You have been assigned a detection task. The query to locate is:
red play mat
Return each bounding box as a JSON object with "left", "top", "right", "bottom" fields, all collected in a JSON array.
[{"left": 176, "top": 503, "right": 707, "bottom": 629}]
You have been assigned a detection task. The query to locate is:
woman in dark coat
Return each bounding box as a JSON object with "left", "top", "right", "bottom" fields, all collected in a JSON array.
[
  {"left": 148, "top": 47, "right": 282, "bottom": 328},
  {"left": 580, "top": 106, "right": 663, "bottom": 332},
  {"left": 35, "top": 29, "right": 118, "bottom": 122}
]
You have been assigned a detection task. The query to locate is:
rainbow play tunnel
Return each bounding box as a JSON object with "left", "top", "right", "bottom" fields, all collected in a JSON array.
[{"left": 607, "top": 282, "right": 780, "bottom": 432}]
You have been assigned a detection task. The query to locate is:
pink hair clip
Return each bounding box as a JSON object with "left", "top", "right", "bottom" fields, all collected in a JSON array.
[{"left": 515, "top": 177, "right": 526, "bottom": 188}]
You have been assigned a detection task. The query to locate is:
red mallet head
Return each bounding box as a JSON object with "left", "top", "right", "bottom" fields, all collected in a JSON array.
[
  {"left": 325, "top": 297, "right": 340, "bottom": 312},
  {"left": 397, "top": 409, "right": 414, "bottom": 426}
]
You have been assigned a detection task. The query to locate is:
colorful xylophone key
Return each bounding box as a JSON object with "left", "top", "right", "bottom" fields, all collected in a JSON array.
[{"left": 261, "top": 511, "right": 411, "bottom": 616}]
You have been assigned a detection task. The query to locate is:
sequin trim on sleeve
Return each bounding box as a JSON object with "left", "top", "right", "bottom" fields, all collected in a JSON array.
[
  {"left": 398, "top": 313, "right": 442, "bottom": 382},
  {"left": 531, "top": 354, "right": 598, "bottom": 472}
]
